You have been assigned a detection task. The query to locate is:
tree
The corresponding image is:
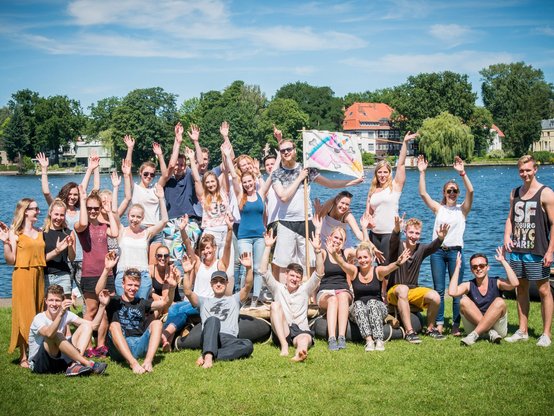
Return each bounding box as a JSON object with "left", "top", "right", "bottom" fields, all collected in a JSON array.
[
  {"left": 87, "top": 96, "right": 121, "bottom": 136},
  {"left": 275, "top": 82, "right": 343, "bottom": 131},
  {"left": 480, "top": 62, "right": 553, "bottom": 156},
  {"left": 467, "top": 106, "right": 494, "bottom": 157},
  {"left": 111, "top": 87, "right": 179, "bottom": 165},
  {"left": 257, "top": 98, "right": 309, "bottom": 150},
  {"left": 392, "top": 71, "right": 477, "bottom": 133},
  {"left": 343, "top": 88, "right": 398, "bottom": 109},
  {"left": 2, "top": 106, "right": 29, "bottom": 162},
  {"left": 418, "top": 112, "right": 474, "bottom": 165}
]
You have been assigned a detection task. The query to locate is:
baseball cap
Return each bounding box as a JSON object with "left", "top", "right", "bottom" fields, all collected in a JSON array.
[{"left": 210, "top": 270, "right": 228, "bottom": 282}]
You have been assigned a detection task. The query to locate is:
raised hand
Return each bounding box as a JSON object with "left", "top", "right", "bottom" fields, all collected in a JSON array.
[
  {"left": 325, "top": 239, "right": 336, "bottom": 256},
  {"left": 393, "top": 215, "right": 402, "bottom": 233},
  {"left": 224, "top": 213, "right": 234, "bottom": 230},
  {"left": 417, "top": 155, "right": 428, "bottom": 172},
  {"left": 374, "top": 247, "right": 385, "bottom": 264},
  {"left": 88, "top": 151, "right": 100, "bottom": 171},
  {"left": 154, "top": 183, "right": 165, "bottom": 199},
  {"left": 263, "top": 142, "right": 271, "bottom": 157},
  {"left": 273, "top": 124, "right": 283, "bottom": 143},
  {"left": 456, "top": 251, "right": 463, "bottom": 269},
  {"left": 181, "top": 253, "right": 195, "bottom": 273},
  {"left": 152, "top": 142, "right": 163, "bottom": 156},
  {"left": 311, "top": 212, "right": 322, "bottom": 231},
  {"left": 184, "top": 147, "right": 195, "bottom": 161},
  {"left": 121, "top": 159, "right": 131, "bottom": 176},
  {"left": 123, "top": 135, "right": 135, "bottom": 149},
  {"left": 437, "top": 223, "right": 450, "bottom": 240},
  {"left": 263, "top": 229, "right": 276, "bottom": 247},
  {"left": 360, "top": 212, "right": 375, "bottom": 230},
  {"left": 102, "top": 198, "right": 113, "bottom": 213},
  {"left": 165, "top": 266, "right": 179, "bottom": 288},
  {"left": 104, "top": 251, "right": 119, "bottom": 270},
  {"left": 220, "top": 121, "right": 230, "bottom": 139},
  {"left": 396, "top": 248, "right": 411, "bottom": 265},
  {"left": 239, "top": 252, "right": 252, "bottom": 268},
  {"left": 111, "top": 170, "right": 121, "bottom": 187},
  {"left": 404, "top": 131, "right": 418, "bottom": 143},
  {"left": 0, "top": 221, "right": 10, "bottom": 242},
  {"left": 175, "top": 122, "right": 184, "bottom": 143},
  {"left": 453, "top": 156, "right": 465, "bottom": 173},
  {"left": 61, "top": 298, "right": 73, "bottom": 313},
  {"left": 178, "top": 214, "right": 189, "bottom": 231},
  {"left": 98, "top": 289, "right": 110, "bottom": 306},
  {"left": 494, "top": 246, "right": 506, "bottom": 263},
  {"left": 309, "top": 231, "right": 322, "bottom": 252},
  {"left": 36, "top": 152, "right": 49, "bottom": 169},
  {"left": 55, "top": 236, "right": 70, "bottom": 253},
  {"left": 188, "top": 124, "right": 199, "bottom": 142}
]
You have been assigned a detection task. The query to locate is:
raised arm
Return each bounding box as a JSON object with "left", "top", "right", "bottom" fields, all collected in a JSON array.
[
  {"left": 178, "top": 215, "right": 199, "bottom": 264},
  {"left": 314, "top": 174, "right": 363, "bottom": 189},
  {"left": 259, "top": 229, "right": 276, "bottom": 277},
  {"left": 123, "top": 135, "right": 135, "bottom": 185},
  {"left": 393, "top": 131, "right": 418, "bottom": 191},
  {"left": 186, "top": 147, "right": 204, "bottom": 201},
  {"left": 238, "top": 253, "right": 254, "bottom": 303},
  {"left": 81, "top": 151, "right": 100, "bottom": 193},
  {"left": 417, "top": 155, "right": 441, "bottom": 213},
  {"left": 218, "top": 214, "right": 234, "bottom": 273},
  {"left": 220, "top": 121, "right": 236, "bottom": 161},
  {"left": 109, "top": 171, "right": 122, "bottom": 230},
  {"left": 151, "top": 266, "right": 178, "bottom": 311},
  {"left": 328, "top": 241, "right": 357, "bottom": 280},
  {"left": 73, "top": 185, "right": 88, "bottom": 233},
  {"left": 376, "top": 248, "right": 410, "bottom": 281},
  {"left": 182, "top": 254, "right": 199, "bottom": 307},
  {"left": 495, "top": 246, "right": 519, "bottom": 290},
  {"left": 222, "top": 141, "right": 241, "bottom": 199},
  {"left": 152, "top": 142, "right": 168, "bottom": 181},
  {"left": 38, "top": 298, "right": 74, "bottom": 339},
  {"left": 118, "top": 160, "right": 133, "bottom": 216},
  {"left": 309, "top": 230, "right": 325, "bottom": 277},
  {"left": 453, "top": 156, "right": 474, "bottom": 216},
  {"left": 95, "top": 251, "right": 119, "bottom": 295},
  {"left": 36, "top": 153, "right": 54, "bottom": 205},
  {"left": 448, "top": 252, "right": 469, "bottom": 297},
  {"left": 147, "top": 184, "right": 169, "bottom": 237},
  {"left": 102, "top": 198, "right": 119, "bottom": 239}
]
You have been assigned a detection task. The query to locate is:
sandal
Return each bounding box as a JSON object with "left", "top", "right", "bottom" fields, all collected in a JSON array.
[{"left": 452, "top": 327, "right": 462, "bottom": 337}]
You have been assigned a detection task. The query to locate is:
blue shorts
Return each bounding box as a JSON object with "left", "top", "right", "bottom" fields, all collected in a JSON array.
[
  {"left": 45, "top": 273, "right": 72, "bottom": 295},
  {"left": 509, "top": 252, "right": 550, "bottom": 281},
  {"left": 108, "top": 329, "right": 151, "bottom": 362}
]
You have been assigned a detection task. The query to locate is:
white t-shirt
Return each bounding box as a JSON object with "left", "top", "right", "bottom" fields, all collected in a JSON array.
[
  {"left": 432, "top": 205, "right": 466, "bottom": 247},
  {"left": 271, "top": 164, "right": 319, "bottom": 222},
  {"left": 368, "top": 187, "right": 401, "bottom": 234},
  {"left": 28, "top": 311, "right": 80, "bottom": 363},
  {"left": 131, "top": 183, "right": 159, "bottom": 226}
]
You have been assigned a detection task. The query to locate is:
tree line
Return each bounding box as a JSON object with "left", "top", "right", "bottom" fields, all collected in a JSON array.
[{"left": 0, "top": 62, "right": 552, "bottom": 167}]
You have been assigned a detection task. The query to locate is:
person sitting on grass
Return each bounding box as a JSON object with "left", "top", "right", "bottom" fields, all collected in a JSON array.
[
  {"left": 387, "top": 216, "right": 450, "bottom": 343},
  {"left": 183, "top": 252, "right": 254, "bottom": 369},
  {"left": 259, "top": 229, "right": 323, "bottom": 362},
  {"left": 28, "top": 284, "right": 108, "bottom": 376},
  {"left": 96, "top": 251, "right": 177, "bottom": 374},
  {"left": 448, "top": 247, "right": 519, "bottom": 346}
]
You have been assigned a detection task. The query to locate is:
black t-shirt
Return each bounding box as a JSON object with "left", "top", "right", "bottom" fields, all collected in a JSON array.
[
  {"left": 43, "top": 228, "right": 71, "bottom": 274},
  {"left": 106, "top": 296, "right": 153, "bottom": 337}
]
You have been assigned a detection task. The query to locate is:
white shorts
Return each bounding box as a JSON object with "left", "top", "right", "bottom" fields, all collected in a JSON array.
[
  {"left": 461, "top": 311, "right": 508, "bottom": 338},
  {"left": 272, "top": 222, "right": 315, "bottom": 269}
]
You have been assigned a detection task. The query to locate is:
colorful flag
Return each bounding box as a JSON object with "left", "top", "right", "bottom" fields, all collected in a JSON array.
[{"left": 303, "top": 130, "right": 363, "bottom": 178}]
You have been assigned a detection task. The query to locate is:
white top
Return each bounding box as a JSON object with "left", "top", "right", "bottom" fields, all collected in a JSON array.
[
  {"left": 265, "top": 187, "right": 278, "bottom": 225},
  {"left": 117, "top": 230, "right": 149, "bottom": 272},
  {"left": 29, "top": 311, "right": 80, "bottom": 366},
  {"left": 193, "top": 261, "right": 218, "bottom": 298},
  {"left": 263, "top": 271, "right": 320, "bottom": 331},
  {"left": 369, "top": 187, "right": 401, "bottom": 234},
  {"left": 432, "top": 204, "right": 466, "bottom": 247},
  {"left": 320, "top": 214, "right": 355, "bottom": 249},
  {"left": 131, "top": 184, "right": 159, "bottom": 226}
]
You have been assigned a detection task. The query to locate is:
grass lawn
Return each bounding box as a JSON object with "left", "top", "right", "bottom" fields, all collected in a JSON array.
[{"left": 0, "top": 299, "right": 553, "bottom": 416}]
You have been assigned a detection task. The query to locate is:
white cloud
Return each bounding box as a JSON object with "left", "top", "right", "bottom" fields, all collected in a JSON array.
[
  {"left": 536, "top": 26, "right": 554, "bottom": 36},
  {"left": 429, "top": 24, "right": 475, "bottom": 48},
  {"left": 341, "top": 50, "right": 518, "bottom": 74}
]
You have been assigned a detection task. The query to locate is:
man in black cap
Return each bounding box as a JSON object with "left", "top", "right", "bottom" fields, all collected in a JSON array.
[{"left": 183, "top": 252, "right": 254, "bottom": 368}]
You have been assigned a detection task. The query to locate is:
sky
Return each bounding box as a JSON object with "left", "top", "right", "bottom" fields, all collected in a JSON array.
[{"left": 1, "top": 0, "right": 553, "bottom": 111}]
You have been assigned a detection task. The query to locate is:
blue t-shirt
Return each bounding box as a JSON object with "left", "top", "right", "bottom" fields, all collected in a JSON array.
[
  {"left": 164, "top": 169, "right": 197, "bottom": 219},
  {"left": 237, "top": 193, "right": 265, "bottom": 239}
]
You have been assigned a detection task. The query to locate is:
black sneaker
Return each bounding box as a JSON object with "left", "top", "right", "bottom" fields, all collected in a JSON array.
[
  {"left": 91, "top": 361, "right": 108, "bottom": 375},
  {"left": 426, "top": 328, "right": 447, "bottom": 340},
  {"left": 405, "top": 331, "right": 422, "bottom": 344}
]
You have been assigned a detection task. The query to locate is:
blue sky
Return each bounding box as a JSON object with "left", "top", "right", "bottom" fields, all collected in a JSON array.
[{"left": 1, "top": 0, "right": 553, "bottom": 111}]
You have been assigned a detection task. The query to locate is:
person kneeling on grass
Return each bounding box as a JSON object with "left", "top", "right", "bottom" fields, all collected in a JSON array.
[
  {"left": 95, "top": 251, "right": 177, "bottom": 374},
  {"left": 28, "top": 284, "right": 108, "bottom": 376},
  {"left": 183, "top": 252, "right": 254, "bottom": 369},
  {"left": 448, "top": 247, "right": 519, "bottom": 346},
  {"left": 259, "top": 229, "right": 323, "bottom": 362},
  {"left": 387, "top": 216, "right": 450, "bottom": 343}
]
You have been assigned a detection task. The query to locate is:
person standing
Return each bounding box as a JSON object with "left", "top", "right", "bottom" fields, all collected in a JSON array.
[{"left": 504, "top": 155, "right": 554, "bottom": 347}]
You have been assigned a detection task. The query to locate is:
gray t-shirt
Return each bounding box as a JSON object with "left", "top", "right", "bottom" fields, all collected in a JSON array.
[{"left": 198, "top": 293, "right": 241, "bottom": 337}]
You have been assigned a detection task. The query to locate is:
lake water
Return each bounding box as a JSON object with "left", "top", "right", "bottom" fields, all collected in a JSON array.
[{"left": 0, "top": 166, "right": 552, "bottom": 298}]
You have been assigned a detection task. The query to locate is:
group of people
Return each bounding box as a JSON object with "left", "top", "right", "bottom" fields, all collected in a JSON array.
[{"left": 1, "top": 121, "right": 552, "bottom": 376}]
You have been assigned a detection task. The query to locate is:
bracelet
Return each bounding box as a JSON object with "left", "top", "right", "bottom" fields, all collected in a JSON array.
[
  {"left": 395, "top": 261, "right": 401, "bottom": 266},
  {"left": 459, "top": 171, "right": 466, "bottom": 177},
  {"left": 314, "top": 250, "right": 322, "bottom": 254}
]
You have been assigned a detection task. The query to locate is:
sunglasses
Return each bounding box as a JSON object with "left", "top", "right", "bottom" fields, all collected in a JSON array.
[
  {"left": 125, "top": 270, "right": 141, "bottom": 277},
  {"left": 86, "top": 206, "right": 100, "bottom": 212},
  {"left": 279, "top": 147, "right": 294, "bottom": 154},
  {"left": 142, "top": 172, "right": 156, "bottom": 178},
  {"left": 211, "top": 278, "right": 227, "bottom": 285},
  {"left": 156, "top": 254, "right": 170, "bottom": 259},
  {"left": 471, "top": 263, "right": 487, "bottom": 271},
  {"left": 26, "top": 206, "right": 40, "bottom": 212},
  {"left": 446, "top": 189, "right": 459, "bottom": 195}
]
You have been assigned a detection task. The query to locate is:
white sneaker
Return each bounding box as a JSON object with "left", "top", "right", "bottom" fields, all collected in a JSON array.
[
  {"left": 461, "top": 331, "right": 479, "bottom": 346},
  {"left": 489, "top": 329, "right": 502, "bottom": 344},
  {"left": 375, "top": 340, "right": 385, "bottom": 351},
  {"left": 536, "top": 334, "right": 551, "bottom": 348},
  {"left": 364, "top": 340, "right": 375, "bottom": 352},
  {"left": 505, "top": 330, "right": 529, "bottom": 343}
]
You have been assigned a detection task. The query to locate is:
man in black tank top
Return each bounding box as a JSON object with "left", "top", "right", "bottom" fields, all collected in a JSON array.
[
  {"left": 448, "top": 248, "right": 519, "bottom": 346},
  {"left": 504, "top": 155, "right": 554, "bottom": 348}
]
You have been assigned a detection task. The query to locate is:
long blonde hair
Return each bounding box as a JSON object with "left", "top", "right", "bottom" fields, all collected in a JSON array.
[
  {"left": 43, "top": 198, "right": 67, "bottom": 232},
  {"left": 202, "top": 171, "right": 222, "bottom": 208},
  {"left": 11, "top": 198, "right": 35, "bottom": 235},
  {"left": 368, "top": 160, "right": 393, "bottom": 196}
]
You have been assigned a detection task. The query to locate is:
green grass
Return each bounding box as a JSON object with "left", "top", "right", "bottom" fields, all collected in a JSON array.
[{"left": 0, "top": 299, "right": 553, "bottom": 416}]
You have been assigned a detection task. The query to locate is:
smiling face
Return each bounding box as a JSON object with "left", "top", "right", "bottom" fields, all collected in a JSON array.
[
  {"left": 279, "top": 141, "right": 296, "bottom": 164},
  {"left": 327, "top": 229, "right": 345, "bottom": 250},
  {"left": 200, "top": 151, "right": 209, "bottom": 172},
  {"left": 203, "top": 173, "right": 218, "bottom": 194},
  {"left": 141, "top": 166, "right": 156, "bottom": 186},
  {"left": 405, "top": 224, "right": 421, "bottom": 246},
  {"left": 50, "top": 205, "right": 66, "bottom": 229},
  {"left": 200, "top": 242, "right": 215, "bottom": 263},
  {"left": 128, "top": 206, "right": 145, "bottom": 228},
  {"left": 375, "top": 165, "right": 391, "bottom": 186},
  {"left": 238, "top": 157, "right": 254, "bottom": 174},
  {"left": 470, "top": 256, "right": 489, "bottom": 279},
  {"left": 66, "top": 187, "right": 79, "bottom": 208},
  {"left": 25, "top": 201, "right": 40, "bottom": 223},
  {"left": 264, "top": 157, "right": 276, "bottom": 174},
  {"left": 122, "top": 275, "right": 141, "bottom": 300},
  {"left": 155, "top": 246, "right": 170, "bottom": 267},
  {"left": 356, "top": 248, "right": 373, "bottom": 269},
  {"left": 335, "top": 196, "right": 351, "bottom": 215},
  {"left": 86, "top": 199, "right": 101, "bottom": 220},
  {"left": 175, "top": 155, "right": 187, "bottom": 177},
  {"left": 45, "top": 292, "right": 64, "bottom": 316},
  {"left": 518, "top": 161, "right": 537, "bottom": 184},
  {"left": 443, "top": 182, "right": 460, "bottom": 205},
  {"left": 210, "top": 277, "right": 227, "bottom": 296},
  {"left": 241, "top": 173, "right": 256, "bottom": 194},
  {"left": 285, "top": 269, "right": 303, "bottom": 292}
]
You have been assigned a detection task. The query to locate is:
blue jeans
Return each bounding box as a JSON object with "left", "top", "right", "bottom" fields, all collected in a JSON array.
[
  {"left": 430, "top": 248, "right": 464, "bottom": 326},
  {"left": 164, "top": 300, "right": 199, "bottom": 333},
  {"left": 115, "top": 269, "right": 152, "bottom": 300},
  {"left": 108, "top": 329, "right": 151, "bottom": 361},
  {"left": 237, "top": 237, "right": 265, "bottom": 298}
]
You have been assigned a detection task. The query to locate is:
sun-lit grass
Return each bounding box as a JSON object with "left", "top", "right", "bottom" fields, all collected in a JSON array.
[{"left": 0, "top": 299, "right": 553, "bottom": 416}]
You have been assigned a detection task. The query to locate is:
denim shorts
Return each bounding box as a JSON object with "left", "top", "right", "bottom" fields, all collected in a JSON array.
[
  {"left": 45, "top": 273, "right": 72, "bottom": 295},
  {"left": 108, "top": 329, "right": 151, "bottom": 361}
]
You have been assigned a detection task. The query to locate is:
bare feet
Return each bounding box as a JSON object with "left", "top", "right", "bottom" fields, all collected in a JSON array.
[
  {"left": 162, "top": 341, "right": 171, "bottom": 353},
  {"left": 291, "top": 349, "right": 307, "bottom": 362},
  {"left": 19, "top": 358, "right": 29, "bottom": 369},
  {"left": 131, "top": 362, "right": 146, "bottom": 374},
  {"left": 280, "top": 348, "right": 289, "bottom": 357},
  {"left": 196, "top": 356, "right": 204, "bottom": 367},
  {"left": 142, "top": 361, "right": 153, "bottom": 373},
  {"left": 202, "top": 353, "right": 213, "bottom": 369}
]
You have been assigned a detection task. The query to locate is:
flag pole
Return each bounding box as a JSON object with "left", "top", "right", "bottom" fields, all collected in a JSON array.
[{"left": 302, "top": 127, "right": 310, "bottom": 279}]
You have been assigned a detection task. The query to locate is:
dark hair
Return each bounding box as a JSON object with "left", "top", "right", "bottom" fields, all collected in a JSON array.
[
  {"left": 46, "top": 284, "right": 64, "bottom": 299},
  {"left": 263, "top": 154, "right": 277, "bottom": 164},
  {"left": 123, "top": 268, "right": 142, "bottom": 282},
  {"left": 469, "top": 253, "right": 488, "bottom": 264},
  {"left": 286, "top": 263, "right": 304, "bottom": 276},
  {"left": 336, "top": 191, "right": 353, "bottom": 200},
  {"left": 57, "top": 182, "right": 80, "bottom": 209}
]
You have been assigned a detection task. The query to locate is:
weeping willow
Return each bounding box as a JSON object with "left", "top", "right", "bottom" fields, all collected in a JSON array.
[{"left": 418, "top": 111, "right": 474, "bottom": 165}]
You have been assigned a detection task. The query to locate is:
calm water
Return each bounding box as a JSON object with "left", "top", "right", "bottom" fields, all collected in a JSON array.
[{"left": 0, "top": 166, "right": 552, "bottom": 298}]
